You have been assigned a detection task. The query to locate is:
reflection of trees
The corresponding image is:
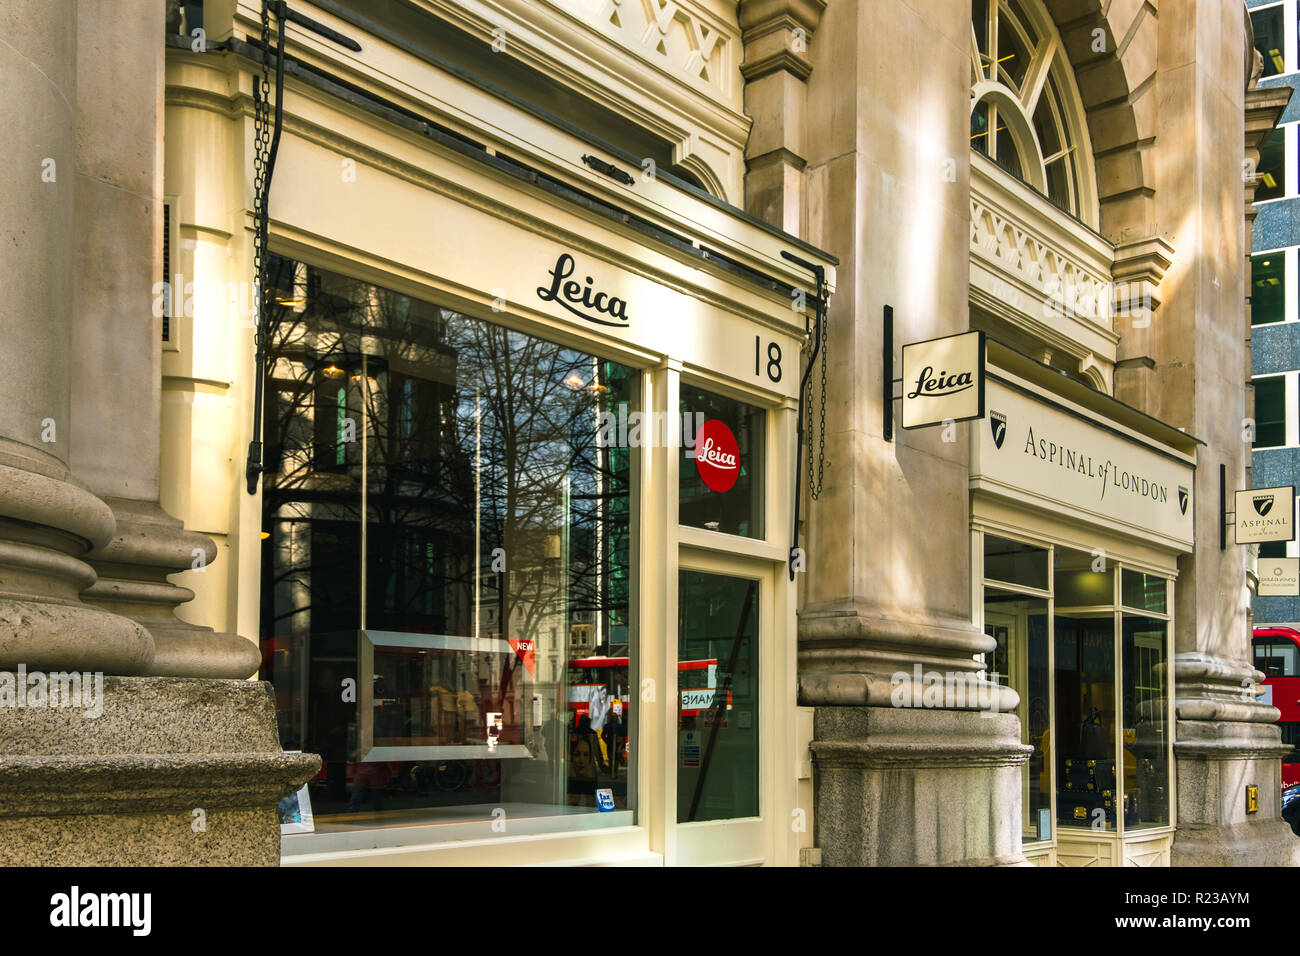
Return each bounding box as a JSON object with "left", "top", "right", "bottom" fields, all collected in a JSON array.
[{"left": 259, "top": 255, "right": 630, "bottom": 656}]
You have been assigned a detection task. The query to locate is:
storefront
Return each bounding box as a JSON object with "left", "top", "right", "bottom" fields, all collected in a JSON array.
[
  {"left": 970, "top": 342, "right": 1197, "bottom": 866},
  {"left": 162, "top": 2, "right": 834, "bottom": 866}
]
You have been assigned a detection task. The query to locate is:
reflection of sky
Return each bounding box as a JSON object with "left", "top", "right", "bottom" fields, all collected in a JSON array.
[{"left": 447, "top": 321, "right": 625, "bottom": 528}]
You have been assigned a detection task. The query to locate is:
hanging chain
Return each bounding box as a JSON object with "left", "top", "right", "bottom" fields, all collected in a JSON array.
[
  {"left": 252, "top": 0, "right": 273, "bottom": 347},
  {"left": 246, "top": 1, "right": 285, "bottom": 493},
  {"left": 806, "top": 277, "right": 828, "bottom": 500}
]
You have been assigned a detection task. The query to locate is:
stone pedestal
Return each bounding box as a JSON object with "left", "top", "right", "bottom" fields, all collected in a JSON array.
[
  {"left": 0, "top": 677, "right": 318, "bottom": 865},
  {"left": 812, "top": 708, "right": 1030, "bottom": 866},
  {"left": 1170, "top": 655, "right": 1299, "bottom": 866}
]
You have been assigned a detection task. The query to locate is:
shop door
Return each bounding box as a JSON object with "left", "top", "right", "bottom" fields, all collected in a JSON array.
[{"left": 673, "top": 560, "right": 771, "bottom": 864}]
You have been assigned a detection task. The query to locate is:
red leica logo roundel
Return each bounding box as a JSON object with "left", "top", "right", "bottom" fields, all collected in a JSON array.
[{"left": 695, "top": 419, "right": 739, "bottom": 493}]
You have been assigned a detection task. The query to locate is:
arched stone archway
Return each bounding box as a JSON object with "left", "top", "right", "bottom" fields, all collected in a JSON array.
[{"left": 1041, "top": 0, "right": 1158, "bottom": 244}]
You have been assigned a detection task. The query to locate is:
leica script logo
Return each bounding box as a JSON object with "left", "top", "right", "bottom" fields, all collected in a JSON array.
[{"left": 695, "top": 419, "right": 739, "bottom": 493}]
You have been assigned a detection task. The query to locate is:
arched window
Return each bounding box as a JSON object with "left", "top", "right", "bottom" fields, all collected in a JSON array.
[{"left": 970, "top": 0, "right": 1096, "bottom": 224}]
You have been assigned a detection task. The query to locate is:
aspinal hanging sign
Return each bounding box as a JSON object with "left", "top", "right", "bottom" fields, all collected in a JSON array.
[
  {"left": 1234, "top": 486, "right": 1296, "bottom": 544},
  {"left": 901, "top": 330, "right": 985, "bottom": 429}
]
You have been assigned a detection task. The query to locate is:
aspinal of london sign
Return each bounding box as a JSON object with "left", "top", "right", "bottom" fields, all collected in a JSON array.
[{"left": 971, "top": 377, "right": 1195, "bottom": 548}]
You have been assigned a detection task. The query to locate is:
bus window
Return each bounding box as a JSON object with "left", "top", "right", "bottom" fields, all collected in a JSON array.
[{"left": 1254, "top": 640, "right": 1300, "bottom": 678}]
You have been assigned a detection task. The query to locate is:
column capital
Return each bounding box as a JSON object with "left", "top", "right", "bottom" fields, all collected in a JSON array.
[{"left": 738, "top": 0, "right": 826, "bottom": 82}]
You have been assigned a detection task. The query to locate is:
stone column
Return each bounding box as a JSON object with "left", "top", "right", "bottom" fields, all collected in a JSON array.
[
  {"left": 69, "top": 0, "right": 260, "bottom": 680},
  {"left": 0, "top": 0, "right": 316, "bottom": 866},
  {"left": 1132, "top": 0, "right": 1297, "bottom": 866},
  {"left": 0, "top": 0, "right": 154, "bottom": 675},
  {"left": 791, "top": 0, "right": 1028, "bottom": 866},
  {"left": 738, "top": 0, "right": 824, "bottom": 233}
]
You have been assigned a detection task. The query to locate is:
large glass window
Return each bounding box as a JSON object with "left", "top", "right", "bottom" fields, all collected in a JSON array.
[
  {"left": 971, "top": 0, "right": 1091, "bottom": 219},
  {"left": 1252, "top": 4, "right": 1285, "bottom": 78},
  {"left": 981, "top": 534, "right": 1173, "bottom": 841},
  {"left": 260, "top": 255, "right": 636, "bottom": 838},
  {"left": 1253, "top": 374, "right": 1287, "bottom": 448},
  {"left": 677, "top": 570, "right": 758, "bottom": 822},
  {"left": 984, "top": 534, "right": 1048, "bottom": 591},
  {"left": 1251, "top": 253, "right": 1286, "bottom": 326},
  {"left": 1256, "top": 128, "right": 1286, "bottom": 202},
  {"left": 984, "top": 587, "right": 1051, "bottom": 842},
  {"left": 1122, "top": 616, "right": 1169, "bottom": 829}
]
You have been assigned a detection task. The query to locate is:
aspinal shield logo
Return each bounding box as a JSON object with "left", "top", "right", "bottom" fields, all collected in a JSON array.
[
  {"left": 990, "top": 411, "right": 1007, "bottom": 449},
  {"left": 695, "top": 419, "right": 739, "bottom": 492},
  {"left": 1178, "top": 486, "right": 1189, "bottom": 515},
  {"left": 1253, "top": 494, "right": 1275, "bottom": 517}
]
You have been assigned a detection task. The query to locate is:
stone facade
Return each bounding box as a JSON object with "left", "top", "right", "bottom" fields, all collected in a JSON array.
[{"left": 0, "top": 0, "right": 1290, "bottom": 867}]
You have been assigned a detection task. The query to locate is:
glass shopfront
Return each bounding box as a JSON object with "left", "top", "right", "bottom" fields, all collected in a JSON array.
[
  {"left": 259, "top": 254, "right": 637, "bottom": 837},
  {"left": 979, "top": 533, "right": 1173, "bottom": 848}
]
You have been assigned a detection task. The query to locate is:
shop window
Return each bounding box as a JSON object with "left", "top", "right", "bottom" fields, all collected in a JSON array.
[
  {"left": 983, "top": 588, "right": 1051, "bottom": 842},
  {"left": 260, "top": 255, "right": 636, "bottom": 837},
  {"left": 1121, "top": 616, "right": 1170, "bottom": 829},
  {"left": 679, "top": 387, "right": 765, "bottom": 538},
  {"left": 1255, "top": 128, "right": 1286, "bottom": 202},
  {"left": 1252, "top": 4, "right": 1285, "bottom": 77},
  {"left": 1251, "top": 254, "right": 1286, "bottom": 325},
  {"left": 982, "top": 535, "right": 1174, "bottom": 840},
  {"left": 1054, "top": 548, "right": 1116, "bottom": 831},
  {"left": 1054, "top": 610, "right": 1117, "bottom": 831},
  {"left": 984, "top": 534, "right": 1048, "bottom": 590},
  {"left": 1053, "top": 551, "right": 1114, "bottom": 607},
  {"left": 1253, "top": 374, "right": 1287, "bottom": 448},
  {"left": 1121, "top": 569, "right": 1167, "bottom": 615},
  {"left": 677, "top": 570, "right": 758, "bottom": 822}
]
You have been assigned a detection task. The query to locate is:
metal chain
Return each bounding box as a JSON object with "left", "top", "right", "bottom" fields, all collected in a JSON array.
[
  {"left": 807, "top": 283, "right": 828, "bottom": 500},
  {"left": 252, "top": 0, "right": 273, "bottom": 348}
]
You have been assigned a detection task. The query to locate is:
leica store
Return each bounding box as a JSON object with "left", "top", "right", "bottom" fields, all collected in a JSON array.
[
  {"left": 158, "top": 13, "right": 838, "bottom": 866},
  {"left": 969, "top": 343, "right": 1197, "bottom": 867}
]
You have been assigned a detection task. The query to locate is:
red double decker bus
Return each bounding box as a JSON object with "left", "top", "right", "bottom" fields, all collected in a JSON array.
[
  {"left": 1252, "top": 626, "right": 1300, "bottom": 787},
  {"left": 564, "top": 655, "right": 733, "bottom": 724}
]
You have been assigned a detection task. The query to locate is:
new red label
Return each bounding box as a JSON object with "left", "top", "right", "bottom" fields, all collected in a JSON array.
[
  {"left": 508, "top": 638, "right": 536, "bottom": 676},
  {"left": 694, "top": 419, "right": 739, "bottom": 493}
]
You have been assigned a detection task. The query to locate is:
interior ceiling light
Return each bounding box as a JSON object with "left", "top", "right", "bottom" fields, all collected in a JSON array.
[{"left": 564, "top": 373, "right": 586, "bottom": 389}]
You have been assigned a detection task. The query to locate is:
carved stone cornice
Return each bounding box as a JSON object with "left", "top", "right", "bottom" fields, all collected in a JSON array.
[{"left": 737, "top": 0, "right": 826, "bottom": 82}]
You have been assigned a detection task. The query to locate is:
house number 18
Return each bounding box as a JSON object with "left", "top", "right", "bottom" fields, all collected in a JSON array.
[{"left": 755, "top": 336, "right": 782, "bottom": 383}]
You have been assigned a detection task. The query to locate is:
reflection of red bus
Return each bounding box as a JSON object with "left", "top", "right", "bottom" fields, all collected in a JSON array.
[
  {"left": 565, "top": 656, "right": 732, "bottom": 725},
  {"left": 1253, "top": 627, "right": 1300, "bottom": 787}
]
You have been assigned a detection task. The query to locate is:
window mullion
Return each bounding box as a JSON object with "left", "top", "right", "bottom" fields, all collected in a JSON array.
[{"left": 1022, "top": 34, "right": 1057, "bottom": 113}]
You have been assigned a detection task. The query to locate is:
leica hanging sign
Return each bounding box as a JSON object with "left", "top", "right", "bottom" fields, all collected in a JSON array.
[
  {"left": 1234, "top": 486, "right": 1296, "bottom": 544},
  {"left": 901, "top": 330, "right": 985, "bottom": 429}
]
